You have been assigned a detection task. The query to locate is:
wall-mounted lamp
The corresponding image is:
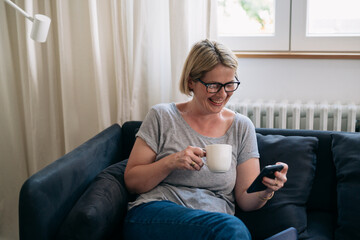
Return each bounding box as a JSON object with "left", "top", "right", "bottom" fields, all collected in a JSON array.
[{"left": 4, "top": 0, "right": 51, "bottom": 42}]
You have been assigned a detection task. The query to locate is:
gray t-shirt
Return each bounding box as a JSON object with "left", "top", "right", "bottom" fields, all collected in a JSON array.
[{"left": 128, "top": 103, "right": 259, "bottom": 215}]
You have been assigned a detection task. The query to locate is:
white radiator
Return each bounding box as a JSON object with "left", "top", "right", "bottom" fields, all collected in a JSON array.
[{"left": 227, "top": 101, "right": 360, "bottom": 132}]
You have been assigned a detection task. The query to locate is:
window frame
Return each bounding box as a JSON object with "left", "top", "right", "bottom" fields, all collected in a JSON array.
[{"left": 218, "top": 0, "right": 360, "bottom": 53}]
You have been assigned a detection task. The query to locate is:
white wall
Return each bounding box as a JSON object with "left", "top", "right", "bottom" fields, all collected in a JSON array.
[{"left": 231, "top": 58, "right": 360, "bottom": 105}]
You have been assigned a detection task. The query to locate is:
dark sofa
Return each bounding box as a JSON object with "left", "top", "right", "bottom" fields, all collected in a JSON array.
[{"left": 19, "top": 121, "right": 360, "bottom": 240}]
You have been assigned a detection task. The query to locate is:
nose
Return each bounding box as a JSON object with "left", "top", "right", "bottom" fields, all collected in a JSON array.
[{"left": 216, "top": 86, "right": 228, "bottom": 96}]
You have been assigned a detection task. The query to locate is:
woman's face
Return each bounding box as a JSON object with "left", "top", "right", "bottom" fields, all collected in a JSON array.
[{"left": 190, "top": 64, "right": 236, "bottom": 114}]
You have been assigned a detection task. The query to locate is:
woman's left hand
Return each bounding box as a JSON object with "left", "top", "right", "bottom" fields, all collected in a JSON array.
[{"left": 262, "top": 162, "right": 288, "bottom": 192}]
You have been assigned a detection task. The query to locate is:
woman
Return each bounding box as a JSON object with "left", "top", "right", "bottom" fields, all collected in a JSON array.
[{"left": 123, "top": 39, "right": 288, "bottom": 239}]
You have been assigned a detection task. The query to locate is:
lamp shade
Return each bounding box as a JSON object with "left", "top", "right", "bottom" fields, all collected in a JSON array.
[
  {"left": 5, "top": 0, "right": 51, "bottom": 43},
  {"left": 30, "top": 14, "right": 51, "bottom": 43}
]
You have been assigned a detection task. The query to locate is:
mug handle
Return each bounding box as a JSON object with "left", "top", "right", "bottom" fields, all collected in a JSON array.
[{"left": 201, "top": 148, "right": 208, "bottom": 166}]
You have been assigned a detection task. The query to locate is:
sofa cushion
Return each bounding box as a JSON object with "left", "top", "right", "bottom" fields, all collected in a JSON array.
[
  {"left": 306, "top": 211, "right": 335, "bottom": 240},
  {"left": 56, "top": 160, "right": 129, "bottom": 240},
  {"left": 237, "top": 134, "right": 318, "bottom": 240},
  {"left": 331, "top": 133, "right": 360, "bottom": 240}
]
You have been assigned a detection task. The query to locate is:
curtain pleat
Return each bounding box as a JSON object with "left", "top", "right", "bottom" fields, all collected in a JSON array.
[{"left": 112, "top": 0, "right": 132, "bottom": 124}]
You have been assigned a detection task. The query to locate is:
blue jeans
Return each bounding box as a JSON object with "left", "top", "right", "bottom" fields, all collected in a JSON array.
[{"left": 123, "top": 201, "right": 252, "bottom": 240}]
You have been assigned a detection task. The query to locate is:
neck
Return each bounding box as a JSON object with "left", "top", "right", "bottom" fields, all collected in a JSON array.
[{"left": 184, "top": 100, "right": 223, "bottom": 121}]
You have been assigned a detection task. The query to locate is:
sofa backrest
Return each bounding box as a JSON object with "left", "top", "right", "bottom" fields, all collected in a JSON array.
[
  {"left": 120, "top": 121, "right": 336, "bottom": 213},
  {"left": 120, "top": 121, "right": 142, "bottom": 160}
]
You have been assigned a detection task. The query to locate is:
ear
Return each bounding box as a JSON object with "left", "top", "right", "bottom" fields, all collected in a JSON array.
[{"left": 188, "top": 78, "right": 194, "bottom": 91}]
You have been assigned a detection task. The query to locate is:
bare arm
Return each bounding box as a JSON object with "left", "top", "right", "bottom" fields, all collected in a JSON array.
[
  {"left": 124, "top": 137, "right": 205, "bottom": 194},
  {"left": 234, "top": 158, "right": 288, "bottom": 212}
]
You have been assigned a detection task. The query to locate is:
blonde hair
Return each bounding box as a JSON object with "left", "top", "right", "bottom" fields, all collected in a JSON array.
[{"left": 179, "top": 39, "right": 238, "bottom": 96}]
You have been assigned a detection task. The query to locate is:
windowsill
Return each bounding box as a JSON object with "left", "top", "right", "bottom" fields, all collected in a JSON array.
[{"left": 234, "top": 51, "right": 360, "bottom": 59}]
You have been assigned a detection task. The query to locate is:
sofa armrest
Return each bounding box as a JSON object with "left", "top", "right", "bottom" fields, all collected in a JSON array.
[
  {"left": 19, "top": 124, "right": 123, "bottom": 240},
  {"left": 56, "top": 160, "right": 131, "bottom": 240}
]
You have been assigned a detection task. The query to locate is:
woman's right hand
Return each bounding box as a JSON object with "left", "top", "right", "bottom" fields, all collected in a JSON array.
[{"left": 171, "top": 146, "right": 206, "bottom": 171}]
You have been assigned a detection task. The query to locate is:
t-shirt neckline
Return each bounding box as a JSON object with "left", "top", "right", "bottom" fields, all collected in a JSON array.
[{"left": 170, "top": 102, "right": 236, "bottom": 140}]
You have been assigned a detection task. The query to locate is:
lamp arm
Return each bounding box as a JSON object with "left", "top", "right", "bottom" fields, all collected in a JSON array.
[{"left": 4, "top": 0, "right": 34, "bottom": 22}]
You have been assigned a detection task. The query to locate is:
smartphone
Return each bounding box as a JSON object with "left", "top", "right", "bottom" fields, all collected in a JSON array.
[{"left": 246, "top": 164, "right": 284, "bottom": 193}]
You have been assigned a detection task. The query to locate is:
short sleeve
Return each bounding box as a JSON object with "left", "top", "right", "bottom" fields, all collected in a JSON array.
[
  {"left": 236, "top": 115, "right": 259, "bottom": 165},
  {"left": 136, "top": 107, "right": 161, "bottom": 154}
]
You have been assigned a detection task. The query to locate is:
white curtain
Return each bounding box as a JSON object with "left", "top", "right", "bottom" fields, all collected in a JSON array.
[{"left": 0, "top": 0, "right": 217, "bottom": 239}]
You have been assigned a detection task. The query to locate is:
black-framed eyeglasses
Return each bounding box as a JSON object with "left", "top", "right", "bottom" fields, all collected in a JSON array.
[{"left": 196, "top": 76, "right": 240, "bottom": 93}]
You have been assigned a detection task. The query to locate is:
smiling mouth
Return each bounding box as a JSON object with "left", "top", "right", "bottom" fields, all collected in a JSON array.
[{"left": 209, "top": 98, "right": 224, "bottom": 105}]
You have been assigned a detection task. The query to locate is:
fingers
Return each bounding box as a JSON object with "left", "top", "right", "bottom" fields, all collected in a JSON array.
[
  {"left": 274, "top": 162, "right": 288, "bottom": 186},
  {"left": 189, "top": 147, "right": 206, "bottom": 170},
  {"left": 263, "top": 162, "right": 288, "bottom": 191},
  {"left": 192, "top": 147, "right": 206, "bottom": 158},
  {"left": 262, "top": 178, "right": 282, "bottom": 191},
  {"left": 276, "top": 162, "right": 288, "bottom": 174},
  {"left": 179, "top": 146, "right": 206, "bottom": 171}
]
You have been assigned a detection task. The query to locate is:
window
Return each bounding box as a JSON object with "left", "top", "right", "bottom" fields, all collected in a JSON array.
[
  {"left": 218, "top": 0, "right": 290, "bottom": 51},
  {"left": 291, "top": 0, "right": 360, "bottom": 51},
  {"left": 217, "top": 0, "right": 360, "bottom": 52},
  {"left": 218, "top": 0, "right": 275, "bottom": 36},
  {"left": 307, "top": 0, "right": 360, "bottom": 36}
]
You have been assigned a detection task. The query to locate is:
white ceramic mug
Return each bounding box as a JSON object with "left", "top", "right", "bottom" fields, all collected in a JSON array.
[{"left": 205, "top": 144, "right": 232, "bottom": 172}]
